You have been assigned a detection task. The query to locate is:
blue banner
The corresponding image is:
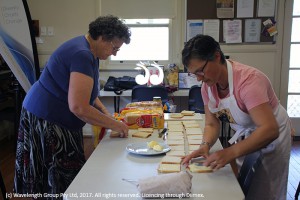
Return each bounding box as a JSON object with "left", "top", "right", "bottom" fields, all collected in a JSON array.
[{"left": 0, "top": 0, "right": 39, "bottom": 92}]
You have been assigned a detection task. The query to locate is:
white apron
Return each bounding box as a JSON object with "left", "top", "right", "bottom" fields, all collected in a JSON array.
[{"left": 208, "top": 60, "right": 291, "bottom": 200}]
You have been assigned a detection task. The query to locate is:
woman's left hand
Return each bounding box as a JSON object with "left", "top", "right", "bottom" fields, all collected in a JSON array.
[{"left": 203, "top": 148, "right": 235, "bottom": 171}]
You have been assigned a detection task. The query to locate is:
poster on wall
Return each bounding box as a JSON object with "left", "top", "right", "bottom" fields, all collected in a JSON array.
[
  {"left": 186, "top": 20, "right": 203, "bottom": 42},
  {"left": 216, "top": 0, "right": 235, "bottom": 18},
  {"left": 0, "top": 0, "right": 39, "bottom": 92}
]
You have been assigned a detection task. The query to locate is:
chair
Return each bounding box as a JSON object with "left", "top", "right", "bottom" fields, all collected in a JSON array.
[
  {"left": 188, "top": 85, "right": 204, "bottom": 114},
  {"left": 131, "top": 85, "right": 169, "bottom": 105},
  {"left": 188, "top": 85, "right": 232, "bottom": 146},
  {"left": 237, "top": 151, "right": 263, "bottom": 197}
]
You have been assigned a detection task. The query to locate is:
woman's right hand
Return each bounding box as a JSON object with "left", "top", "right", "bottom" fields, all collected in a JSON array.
[
  {"left": 112, "top": 121, "right": 129, "bottom": 138},
  {"left": 181, "top": 145, "right": 210, "bottom": 166}
]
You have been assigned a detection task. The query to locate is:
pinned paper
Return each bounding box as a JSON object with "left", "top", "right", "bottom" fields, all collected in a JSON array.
[{"left": 262, "top": 18, "right": 278, "bottom": 36}]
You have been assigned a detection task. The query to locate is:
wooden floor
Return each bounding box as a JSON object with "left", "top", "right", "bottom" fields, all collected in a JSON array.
[
  {"left": 0, "top": 137, "right": 299, "bottom": 200},
  {"left": 0, "top": 136, "right": 94, "bottom": 200},
  {"left": 287, "top": 139, "right": 300, "bottom": 200}
]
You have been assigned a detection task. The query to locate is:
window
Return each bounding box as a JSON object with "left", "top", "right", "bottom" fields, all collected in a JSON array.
[
  {"left": 99, "top": 0, "right": 183, "bottom": 70},
  {"left": 110, "top": 19, "right": 170, "bottom": 63},
  {"left": 287, "top": 0, "right": 300, "bottom": 117}
]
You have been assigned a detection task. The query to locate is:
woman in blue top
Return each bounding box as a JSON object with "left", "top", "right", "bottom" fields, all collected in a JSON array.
[{"left": 14, "top": 15, "right": 131, "bottom": 197}]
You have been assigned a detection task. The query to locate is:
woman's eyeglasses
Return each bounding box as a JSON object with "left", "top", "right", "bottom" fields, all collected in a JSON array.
[
  {"left": 110, "top": 41, "right": 120, "bottom": 52},
  {"left": 188, "top": 59, "right": 209, "bottom": 78}
]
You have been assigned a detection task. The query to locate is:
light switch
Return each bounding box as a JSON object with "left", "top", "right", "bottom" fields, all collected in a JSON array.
[
  {"left": 47, "top": 26, "right": 54, "bottom": 36},
  {"left": 40, "top": 26, "right": 47, "bottom": 36}
]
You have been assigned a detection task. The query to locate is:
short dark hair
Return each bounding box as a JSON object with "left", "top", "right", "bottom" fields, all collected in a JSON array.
[
  {"left": 182, "top": 34, "right": 225, "bottom": 68},
  {"left": 88, "top": 15, "right": 131, "bottom": 44}
]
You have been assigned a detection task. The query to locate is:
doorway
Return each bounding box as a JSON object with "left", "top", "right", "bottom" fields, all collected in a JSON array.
[{"left": 281, "top": 0, "right": 300, "bottom": 136}]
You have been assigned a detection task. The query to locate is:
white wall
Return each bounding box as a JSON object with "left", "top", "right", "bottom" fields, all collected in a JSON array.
[
  {"left": 26, "top": 0, "right": 287, "bottom": 127},
  {"left": 27, "top": 0, "right": 99, "bottom": 67}
]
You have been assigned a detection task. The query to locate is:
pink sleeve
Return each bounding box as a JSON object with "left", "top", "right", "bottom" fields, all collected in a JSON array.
[
  {"left": 238, "top": 72, "right": 274, "bottom": 111},
  {"left": 201, "top": 83, "right": 209, "bottom": 105}
]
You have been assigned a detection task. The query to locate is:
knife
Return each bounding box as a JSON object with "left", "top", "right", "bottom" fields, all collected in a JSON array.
[{"left": 158, "top": 128, "right": 168, "bottom": 138}]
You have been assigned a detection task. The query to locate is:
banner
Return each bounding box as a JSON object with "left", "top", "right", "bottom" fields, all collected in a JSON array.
[{"left": 0, "top": 0, "right": 39, "bottom": 92}]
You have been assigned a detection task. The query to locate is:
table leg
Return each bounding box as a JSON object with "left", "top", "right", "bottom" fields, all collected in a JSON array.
[
  {"left": 113, "top": 96, "right": 117, "bottom": 113},
  {"left": 113, "top": 96, "right": 120, "bottom": 113},
  {"left": 117, "top": 96, "right": 120, "bottom": 113}
]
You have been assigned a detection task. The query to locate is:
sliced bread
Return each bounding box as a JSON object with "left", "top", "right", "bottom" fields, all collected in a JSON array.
[{"left": 158, "top": 163, "right": 181, "bottom": 173}]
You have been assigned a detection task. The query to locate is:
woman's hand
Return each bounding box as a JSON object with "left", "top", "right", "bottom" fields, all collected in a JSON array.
[
  {"left": 181, "top": 145, "right": 210, "bottom": 166},
  {"left": 112, "top": 121, "right": 129, "bottom": 138},
  {"left": 203, "top": 148, "right": 235, "bottom": 171}
]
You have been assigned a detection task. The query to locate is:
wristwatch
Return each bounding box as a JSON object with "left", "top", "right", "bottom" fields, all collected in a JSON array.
[{"left": 200, "top": 141, "right": 212, "bottom": 148}]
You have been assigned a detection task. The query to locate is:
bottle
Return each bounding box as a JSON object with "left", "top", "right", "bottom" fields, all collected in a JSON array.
[
  {"left": 153, "top": 96, "right": 163, "bottom": 107},
  {"left": 153, "top": 96, "right": 162, "bottom": 103}
]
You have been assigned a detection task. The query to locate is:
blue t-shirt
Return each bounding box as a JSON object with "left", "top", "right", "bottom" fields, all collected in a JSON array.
[{"left": 23, "top": 35, "right": 99, "bottom": 131}]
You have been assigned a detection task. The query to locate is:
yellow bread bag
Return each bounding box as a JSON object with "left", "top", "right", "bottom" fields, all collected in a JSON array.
[
  {"left": 118, "top": 101, "right": 164, "bottom": 129},
  {"left": 126, "top": 101, "right": 162, "bottom": 108},
  {"left": 123, "top": 112, "right": 164, "bottom": 129}
]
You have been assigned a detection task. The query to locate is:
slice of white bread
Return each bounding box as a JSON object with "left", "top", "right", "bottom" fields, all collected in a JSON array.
[
  {"left": 160, "top": 156, "right": 182, "bottom": 164},
  {"left": 170, "top": 145, "right": 185, "bottom": 151},
  {"left": 167, "top": 121, "right": 183, "bottom": 125},
  {"left": 167, "top": 150, "right": 185, "bottom": 157},
  {"left": 137, "top": 128, "right": 154, "bottom": 132},
  {"left": 188, "top": 163, "right": 213, "bottom": 173},
  {"left": 168, "top": 125, "right": 184, "bottom": 131},
  {"left": 187, "top": 135, "right": 203, "bottom": 140},
  {"left": 168, "top": 130, "right": 184, "bottom": 134},
  {"left": 187, "top": 139, "right": 202, "bottom": 145},
  {"left": 170, "top": 113, "right": 183, "bottom": 118},
  {"left": 188, "top": 145, "right": 200, "bottom": 151},
  {"left": 110, "top": 131, "right": 120, "bottom": 138},
  {"left": 185, "top": 128, "right": 203, "bottom": 135},
  {"left": 132, "top": 131, "right": 152, "bottom": 138},
  {"left": 158, "top": 164, "right": 181, "bottom": 173},
  {"left": 181, "top": 110, "right": 195, "bottom": 116},
  {"left": 167, "top": 140, "right": 185, "bottom": 146},
  {"left": 184, "top": 123, "right": 201, "bottom": 128},
  {"left": 186, "top": 131, "right": 203, "bottom": 135},
  {"left": 182, "top": 120, "right": 198, "bottom": 124},
  {"left": 168, "top": 131, "right": 184, "bottom": 135},
  {"left": 167, "top": 135, "right": 184, "bottom": 140}
]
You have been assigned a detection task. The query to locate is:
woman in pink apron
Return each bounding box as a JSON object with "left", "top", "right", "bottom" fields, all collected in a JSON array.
[{"left": 181, "top": 35, "right": 291, "bottom": 200}]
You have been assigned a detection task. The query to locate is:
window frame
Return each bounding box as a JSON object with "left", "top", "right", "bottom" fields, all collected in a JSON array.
[{"left": 100, "top": 18, "right": 174, "bottom": 70}]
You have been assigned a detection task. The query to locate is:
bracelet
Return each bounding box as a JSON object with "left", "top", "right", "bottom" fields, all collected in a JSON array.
[{"left": 200, "top": 141, "right": 212, "bottom": 148}]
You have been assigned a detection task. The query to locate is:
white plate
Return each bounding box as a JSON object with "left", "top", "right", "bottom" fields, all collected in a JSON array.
[{"left": 126, "top": 142, "right": 171, "bottom": 155}]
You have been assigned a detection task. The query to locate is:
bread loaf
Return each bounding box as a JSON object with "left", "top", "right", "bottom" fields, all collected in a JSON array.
[{"left": 125, "top": 113, "right": 141, "bottom": 124}]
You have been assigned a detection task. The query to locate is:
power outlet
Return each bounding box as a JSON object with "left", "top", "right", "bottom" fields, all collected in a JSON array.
[
  {"left": 40, "top": 26, "right": 47, "bottom": 36},
  {"left": 47, "top": 26, "right": 54, "bottom": 36}
]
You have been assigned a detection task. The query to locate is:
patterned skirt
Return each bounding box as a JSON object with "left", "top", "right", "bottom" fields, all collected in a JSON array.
[{"left": 14, "top": 108, "right": 86, "bottom": 199}]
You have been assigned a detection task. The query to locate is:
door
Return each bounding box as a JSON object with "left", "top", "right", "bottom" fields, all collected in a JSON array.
[{"left": 281, "top": 0, "right": 300, "bottom": 136}]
